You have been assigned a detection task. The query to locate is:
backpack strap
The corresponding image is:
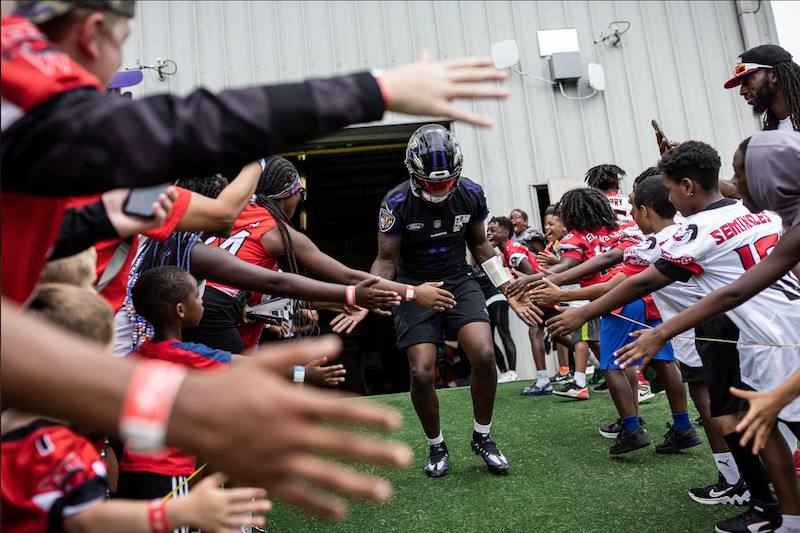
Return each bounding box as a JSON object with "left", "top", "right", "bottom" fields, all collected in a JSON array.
[{"left": 95, "top": 237, "right": 133, "bottom": 293}]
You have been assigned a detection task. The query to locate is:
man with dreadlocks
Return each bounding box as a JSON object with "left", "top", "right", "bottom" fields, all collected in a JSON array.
[
  {"left": 371, "top": 124, "right": 541, "bottom": 479},
  {"left": 724, "top": 44, "right": 799, "bottom": 132},
  {"left": 585, "top": 164, "right": 634, "bottom": 224},
  {"left": 190, "top": 155, "right": 455, "bottom": 356}
]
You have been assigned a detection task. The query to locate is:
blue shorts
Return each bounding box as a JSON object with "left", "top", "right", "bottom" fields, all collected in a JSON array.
[{"left": 600, "top": 300, "right": 674, "bottom": 370}]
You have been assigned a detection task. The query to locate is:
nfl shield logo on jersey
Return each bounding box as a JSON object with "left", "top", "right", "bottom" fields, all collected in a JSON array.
[
  {"left": 380, "top": 207, "right": 396, "bottom": 232},
  {"left": 453, "top": 214, "right": 471, "bottom": 232},
  {"left": 433, "top": 219, "right": 442, "bottom": 229}
]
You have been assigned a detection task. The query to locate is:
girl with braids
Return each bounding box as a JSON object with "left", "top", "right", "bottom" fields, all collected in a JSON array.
[
  {"left": 584, "top": 163, "right": 634, "bottom": 224},
  {"left": 186, "top": 156, "right": 455, "bottom": 354},
  {"left": 508, "top": 188, "right": 630, "bottom": 399}
]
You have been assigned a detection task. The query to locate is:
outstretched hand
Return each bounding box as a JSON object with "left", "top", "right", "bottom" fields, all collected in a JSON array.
[
  {"left": 383, "top": 50, "right": 510, "bottom": 127},
  {"left": 544, "top": 306, "right": 585, "bottom": 338},
  {"left": 330, "top": 306, "right": 369, "bottom": 334},
  {"left": 169, "top": 335, "right": 413, "bottom": 519},
  {"left": 305, "top": 355, "right": 347, "bottom": 387},
  {"left": 528, "top": 278, "right": 563, "bottom": 306},
  {"left": 611, "top": 326, "right": 669, "bottom": 372},
  {"left": 413, "top": 281, "right": 456, "bottom": 311},
  {"left": 507, "top": 293, "right": 543, "bottom": 326},
  {"left": 730, "top": 387, "right": 786, "bottom": 455},
  {"left": 354, "top": 276, "right": 401, "bottom": 315},
  {"left": 184, "top": 472, "right": 272, "bottom": 532}
]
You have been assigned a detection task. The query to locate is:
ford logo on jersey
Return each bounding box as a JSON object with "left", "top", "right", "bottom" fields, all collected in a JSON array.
[{"left": 406, "top": 222, "right": 424, "bottom": 231}]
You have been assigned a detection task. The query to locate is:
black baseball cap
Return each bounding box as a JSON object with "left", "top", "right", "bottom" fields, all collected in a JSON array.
[{"left": 724, "top": 44, "right": 793, "bottom": 89}]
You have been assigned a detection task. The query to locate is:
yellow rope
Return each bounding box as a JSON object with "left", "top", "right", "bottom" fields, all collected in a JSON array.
[
  {"left": 161, "top": 463, "right": 207, "bottom": 501},
  {"left": 608, "top": 312, "right": 800, "bottom": 348}
]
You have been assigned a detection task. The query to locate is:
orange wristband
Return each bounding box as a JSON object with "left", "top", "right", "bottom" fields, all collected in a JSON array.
[
  {"left": 371, "top": 69, "right": 391, "bottom": 107},
  {"left": 147, "top": 498, "right": 170, "bottom": 533},
  {"left": 119, "top": 359, "right": 187, "bottom": 453},
  {"left": 405, "top": 284, "right": 415, "bottom": 301}
]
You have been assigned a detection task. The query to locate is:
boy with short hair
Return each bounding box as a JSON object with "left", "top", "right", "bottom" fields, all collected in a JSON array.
[
  {"left": 39, "top": 247, "right": 98, "bottom": 290},
  {"left": 1, "top": 283, "right": 270, "bottom": 533},
  {"left": 118, "top": 266, "right": 233, "bottom": 503}
]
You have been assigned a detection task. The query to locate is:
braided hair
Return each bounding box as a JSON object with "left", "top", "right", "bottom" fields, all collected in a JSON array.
[
  {"left": 558, "top": 188, "right": 619, "bottom": 233},
  {"left": 175, "top": 174, "right": 228, "bottom": 198},
  {"left": 252, "top": 156, "right": 316, "bottom": 336},
  {"left": 584, "top": 164, "right": 626, "bottom": 192},
  {"left": 764, "top": 61, "right": 800, "bottom": 131}
]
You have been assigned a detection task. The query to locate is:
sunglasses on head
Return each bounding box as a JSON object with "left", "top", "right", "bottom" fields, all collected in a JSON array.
[{"left": 733, "top": 62, "right": 773, "bottom": 75}]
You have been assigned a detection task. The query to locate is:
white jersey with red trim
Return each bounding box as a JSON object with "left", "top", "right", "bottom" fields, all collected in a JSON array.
[
  {"left": 623, "top": 223, "right": 704, "bottom": 367},
  {"left": 659, "top": 201, "right": 800, "bottom": 420},
  {"left": 605, "top": 192, "right": 635, "bottom": 224}
]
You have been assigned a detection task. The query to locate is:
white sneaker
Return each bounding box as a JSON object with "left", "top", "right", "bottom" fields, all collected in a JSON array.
[
  {"left": 506, "top": 370, "right": 519, "bottom": 381},
  {"left": 638, "top": 389, "right": 656, "bottom": 403},
  {"left": 497, "top": 372, "right": 513, "bottom": 383}
]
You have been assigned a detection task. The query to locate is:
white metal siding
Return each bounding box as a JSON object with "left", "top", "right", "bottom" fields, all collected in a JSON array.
[{"left": 122, "top": 0, "right": 778, "bottom": 379}]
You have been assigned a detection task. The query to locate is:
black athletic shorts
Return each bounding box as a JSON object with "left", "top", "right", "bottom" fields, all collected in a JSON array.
[
  {"left": 115, "top": 470, "right": 193, "bottom": 500},
  {"left": 679, "top": 362, "right": 705, "bottom": 384},
  {"left": 695, "top": 314, "right": 748, "bottom": 418},
  {"left": 393, "top": 272, "right": 490, "bottom": 350},
  {"left": 537, "top": 305, "right": 560, "bottom": 329}
]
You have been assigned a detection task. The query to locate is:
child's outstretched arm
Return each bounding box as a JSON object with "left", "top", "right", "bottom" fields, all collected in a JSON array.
[{"left": 63, "top": 472, "right": 270, "bottom": 533}]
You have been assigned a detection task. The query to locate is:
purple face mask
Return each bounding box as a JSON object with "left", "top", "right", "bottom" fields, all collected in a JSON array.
[{"left": 744, "top": 130, "right": 800, "bottom": 229}]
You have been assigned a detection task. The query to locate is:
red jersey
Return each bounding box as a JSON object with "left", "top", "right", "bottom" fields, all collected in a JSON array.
[
  {"left": 1, "top": 420, "right": 108, "bottom": 533},
  {"left": 205, "top": 204, "right": 280, "bottom": 296},
  {"left": 558, "top": 225, "right": 628, "bottom": 286},
  {"left": 205, "top": 204, "right": 281, "bottom": 350},
  {"left": 65, "top": 187, "right": 192, "bottom": 311},
  {"left": 120, "top": 339, "right": 231, "bottom": 476},
  {"left": 501, "top": 240, "right": 542, "bottom": 274},
  {"left": 1, "top": 16, "right": 103, "bottom": 304}
]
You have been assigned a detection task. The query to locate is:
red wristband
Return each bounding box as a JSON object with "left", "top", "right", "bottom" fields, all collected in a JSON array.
[
  {"left": 147, "top": 498, "right": 170, "bottom": 533},
  {"left": 371, "top": 69, "right": 391, "bottom": 107},
  {"left": 119, "top": 359, "right": 187, "bottom": 453},
  {"left": 346, "top": 285, "right": 356, "bottom": 306},
  {"left": 405, "top": 284, "right": 415, "bottom": 301}
]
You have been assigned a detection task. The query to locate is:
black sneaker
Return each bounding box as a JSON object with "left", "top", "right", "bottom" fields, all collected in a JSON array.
[
  {"left": 689, "top": 473, "right": 750, "bottom": 506},
  {"left": 610, "top": 425, "right": 650, "bottom": 455},
  {"left": 471, "top": 432, "right": 509, "bottom": 475},
  {"left": 599, "top": 417, "right": 645, "bottom": 439},
  {"left": 714, "top": 501, "right": 782, "bottom": 532},
  {"left": 424, "top": 442, "right": 449, "bottom": 478},
  {"left": 593, "top": 381, "right": 609, "bottom": 393},
  {"left": 599, "top": 419, "right": 623, "bottom": 439},
  {"left": 587, "top": 371, "right": 604, "bottom": 385},
  {"left": 655, "top": 423, "right": 703, "bottom": 454}
]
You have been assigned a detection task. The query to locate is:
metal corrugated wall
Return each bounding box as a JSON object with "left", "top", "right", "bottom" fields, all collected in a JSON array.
[
  {"left": 122, "top": 1, "right": 778, "bottom": 380},
  {"left": 124, "top": 0, "right": 776, "bottom": 214}
]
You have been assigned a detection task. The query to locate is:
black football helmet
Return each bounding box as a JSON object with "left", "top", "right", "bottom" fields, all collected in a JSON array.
[{"left": 405, "top": 124, "right": 463, "bottom": 205}]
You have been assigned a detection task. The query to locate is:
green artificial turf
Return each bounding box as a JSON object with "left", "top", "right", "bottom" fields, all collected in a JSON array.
[{"left": 262, "top": 380, "right": 745, "bottom": 533}]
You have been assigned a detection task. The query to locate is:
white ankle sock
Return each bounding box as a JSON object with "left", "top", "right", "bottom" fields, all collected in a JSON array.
[
  {"left": 474, "top": 420, "right": 492, "bottom": 435},
  {"left": 574, "top": 371, "right": 586, "bottom": 388},
  {"left": 427, "top": 432, "right": 444, "bottom": 446},
  {"left": 536, "top": 370, "right": 549, "bottom": 387},
  {"left": 713, "top": 452, "right": 739, "bottom": 485},
  {"left": 776, "top": 514, "right": 800, "bottom": 533}
]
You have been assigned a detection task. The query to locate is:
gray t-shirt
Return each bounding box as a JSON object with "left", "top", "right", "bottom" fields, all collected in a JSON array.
[{"left": 745, "top": 130, "right": 800, "bottom": 230}]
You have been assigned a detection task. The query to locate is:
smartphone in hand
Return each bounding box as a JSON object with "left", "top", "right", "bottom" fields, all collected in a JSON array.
[
  {"left": 123, "top": 184, "right": 169, "bottom": 218},
  {"left": 651, "top": 119, "right": 671, "bottom": 150}
]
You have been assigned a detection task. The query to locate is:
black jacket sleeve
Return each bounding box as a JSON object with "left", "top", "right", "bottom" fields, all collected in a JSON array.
[
  {"left": 50, "top": 200, "right": 118, "bottom": 260},
  {"left": 2, "top": 72, "right": 384, "bottom": 196}
]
